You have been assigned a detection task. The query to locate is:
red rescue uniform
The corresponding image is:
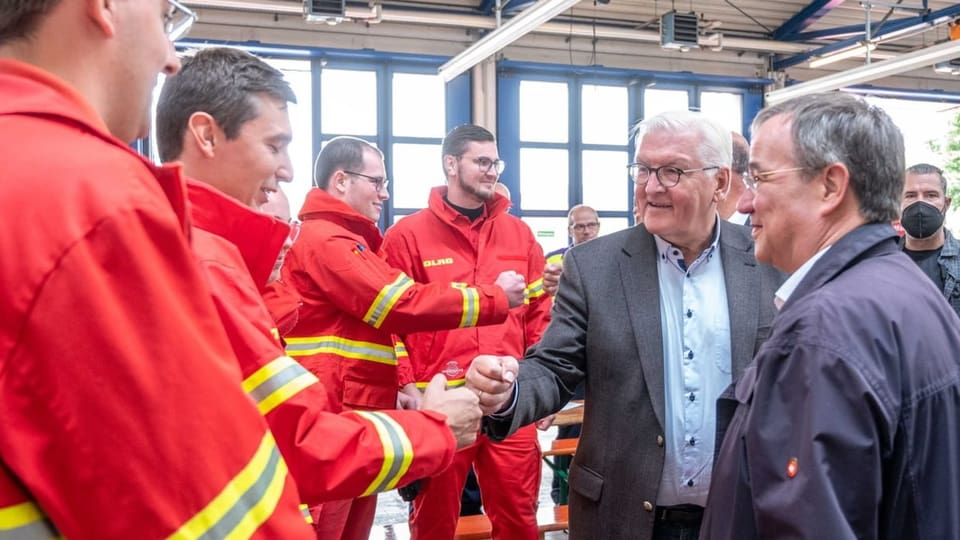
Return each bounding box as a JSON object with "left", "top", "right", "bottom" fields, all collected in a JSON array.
[
  {"left": 270, "top": 188, "right": 512, "bottom": 539},
  {"left": 188, "top": 181, "right": 459, "bottom": 508},
  {"left": 0, "top": 58, "right": 310, "bottom": 539},
  {"left": 383, "top": 186, "right": 552, "bottom": 540}
]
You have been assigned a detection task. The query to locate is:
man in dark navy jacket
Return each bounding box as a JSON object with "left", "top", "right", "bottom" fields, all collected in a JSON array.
[{"left": 701, "top": 93, "right": 960, "bottom": 540}]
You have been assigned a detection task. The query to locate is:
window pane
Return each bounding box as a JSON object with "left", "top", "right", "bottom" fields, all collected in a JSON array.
[
  {"left": 321, "top": 69, "right": 377, "bottom": 136},
  {"left": 582, "top": 150, "right": 630, "bottom": 212},
  {"left": 598, "top": 217, "right": 631, "bottom": 237},
  {"left": 392, "top": 143, "right": 442, "bottom": 209},
  {"left": 582, "top": 84, "right": 628, "bottom": 145},
  {"left": 519, "top": 148, "right": 568, "bottom": 210},
  {"left": 522, "top": 216, "right": 570, "bottom": 254},
  {"left": 519, "top": 81, "right": 568, "bottom": 143},
  {"left": 644, "top": 88, "right": 688, "bottom": 119},
  {"left": 701, "top": 92, "right": 743, "bottom": 135},
  {"left": 393, "top": 73, "right": 445, "bottom": 138},
  {"left": 267, "top": 58, "right": 314, "bottom": 218}
]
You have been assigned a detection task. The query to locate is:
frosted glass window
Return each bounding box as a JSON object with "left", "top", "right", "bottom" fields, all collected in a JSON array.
[
  {"left": 644, "top": 89, "right": 689, "bottom": 119},
  {"left": 701, "top": 92, "right": 743, "bottom": 135},
  {"left": 582, "top": 84, "right": 628, "bottom": 145},
  {"left": 522, "top": 216, "right": 570, "bottom": 254},
  {"left": 391, "top": 143, "right": 443, "bottom": 209},
  {"left": 598, "top": 217, "right": 631, "bottom": 236},
  {"left": 519, "top": 80, "right": 568, "bottom": 143},
  {"left": 321, "top": 69, "right": 377, "bottom": 136},
  {"left": 519, "top": 148, "right": 569, "bottom": 211},
  {"left": 267, "top": 58, "right": 314, "bottom": 218},
  {"left": 582, "top": 150, "right": 630, "bottom": 212},
  {"left": 393, "top": 73, "right": 445, "bottom": 138}
]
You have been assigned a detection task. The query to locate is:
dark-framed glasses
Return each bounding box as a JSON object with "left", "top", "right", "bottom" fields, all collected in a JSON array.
[
  {"left": 465, "top": 156, "right": 506, "bottom": 175},
  {"left": 165, "top": 0, "right": 197, "bottom": 41},
  {"left": 571, "top": 222, "right": 599, "bottom": 232},
  {"left": 627, "top": 163, "right": 720, "bottom": 189},
  {"left": 743, "top": 167, "right": 806, "bottom": 191},
  {"left": 344, "top": 170, "right": 390, "bottom": 192}
]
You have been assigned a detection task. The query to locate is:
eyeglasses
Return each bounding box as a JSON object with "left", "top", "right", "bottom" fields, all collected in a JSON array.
[
  {"left": 571, "top": 222, "right": 599, "bottom": 232},
  {"left": 743, "top": 167, "right": 807, "bottom": 192},
  {"left": 461, "top": 156, "right": 506, "bottom": 176},
  {"left": 344, "top": 170, "right": 389, "bottom": 192},
  {"left": 165, "top": 0, "right": 197, "bottom": 41},
  {"left": 627, "top": 163, "right": 720, "bottom": 189}
]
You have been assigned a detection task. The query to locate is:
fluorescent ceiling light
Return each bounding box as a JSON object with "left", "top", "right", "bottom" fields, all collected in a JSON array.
[
  {"left": 437, "top": 0, "right": 582, "bottom": 82},
  {"left": 767, "top": 38, "right": 960, "bottom": 105},
  {"left": 808, "top": 43, "right": 877, "bottom": 69}
]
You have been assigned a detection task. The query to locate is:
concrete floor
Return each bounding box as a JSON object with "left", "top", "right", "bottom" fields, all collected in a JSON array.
[{"left": 369, "top": 425, "right": 568, "bottom": 539}]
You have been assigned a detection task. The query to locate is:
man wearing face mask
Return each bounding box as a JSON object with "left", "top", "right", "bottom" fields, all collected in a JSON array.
[{"left": 899, "top": 163, "right": 960, "bottom": 316}]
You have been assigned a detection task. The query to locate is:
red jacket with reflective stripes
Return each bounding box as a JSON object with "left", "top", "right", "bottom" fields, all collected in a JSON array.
[
  {"left": 189, "top": 181, "right": 458, "bottom": 503},
  {"left": 0, "top": 59, "right": 310, "bottom": 539},
  {"left": 382, "top": 186, "right": 552, "bottom": 387},
  {"left": 270, "top": 188, "right": 511, "bottom": 412}
]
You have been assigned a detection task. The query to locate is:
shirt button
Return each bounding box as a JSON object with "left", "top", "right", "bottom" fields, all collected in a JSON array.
[
  {"left": 687, "top": 479, "right": 694, "bottom": 487},
  {"left": 688, "top": 392, "right": 695, "bottom": 402},
  {"left": 689, "top": 437, "right": 696, "bottom": 446},
  {"left": 686, "top": 309, "right": 693, "bottom": 318},
  {"left": 643, "top": 501, "right": 654, "bottom": 512},
  {"left": 687, "top": 351, "right": 694, "bottom": 360},
  {"left": 656, "top": 435, "right": 664, "bottom": 447}
]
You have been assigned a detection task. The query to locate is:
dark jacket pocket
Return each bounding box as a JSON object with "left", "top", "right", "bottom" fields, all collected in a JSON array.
[{"left": 569, "top": 462, "right": 603, "bottom": 502}]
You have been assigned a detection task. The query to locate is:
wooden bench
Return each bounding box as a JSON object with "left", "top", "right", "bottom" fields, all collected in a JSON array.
[{"left": 454, "top": 504, "right": 569, "bottom": 540}]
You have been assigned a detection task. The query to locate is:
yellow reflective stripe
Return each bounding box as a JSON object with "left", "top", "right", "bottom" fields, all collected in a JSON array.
[
  {"left": 393, "top": 341, "right": 408, "bottom": 359},
  {"left": 546, "top": 253, "right": 564, "bottom": 266},
  {"left": 285, "top": 336, "right": 397, "bottom": 366},
  {"left": 299, "top": 504, "right": 313, "bottom": 524},
  {"left": 413, "top": 378, "right": 465, "bottom": 389},
  {"left": 456, "top": 285, "right": 480, "bottom": 328},
  {"left": 363, "top": 274, "right": 415, "bottom": 329},
  {"left": 167, "top": 433, "right": 288, "bottom": 540},
  {"left": 0, "top": 501, "right": 61, "bottom": 539},
  {"left": 353, "top": 412, "right": 415, "bottom": 496},
  {"left": 243, "top": 356, "right": 319, "bottom": 415},
  {"left": 524, "top": 278, "right": 545, "bottom": 304}
]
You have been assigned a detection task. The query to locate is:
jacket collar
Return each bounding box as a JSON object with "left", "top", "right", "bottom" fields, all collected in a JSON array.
[
  {"left": 785, "top": 222, "right": 899, "bottom": 310},
  {"left": 428, "top": 185, "right": 511, "bottom": 224},
  {"left": 187, "top": 180, "right": 289, "bottom": 289},
  {"left": 299, "top": 188, "right": 383, "bottom": 251}
]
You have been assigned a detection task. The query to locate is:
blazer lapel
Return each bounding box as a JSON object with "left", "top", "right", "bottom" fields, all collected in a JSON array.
[
  {"left": 618, "top": 226, "right": 666, "bottom": 429},
  {"left": 719, "top": 221, "right": 759, "bottom": 375}
]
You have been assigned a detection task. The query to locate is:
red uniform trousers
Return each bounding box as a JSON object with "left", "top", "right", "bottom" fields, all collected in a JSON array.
[{"left": 411, "top": 425, "right": 542, "bottom": 540}]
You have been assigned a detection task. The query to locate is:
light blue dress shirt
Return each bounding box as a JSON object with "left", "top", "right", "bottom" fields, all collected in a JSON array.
[{"left": 653, "top": 219, "right": 731, "bottom": 508}]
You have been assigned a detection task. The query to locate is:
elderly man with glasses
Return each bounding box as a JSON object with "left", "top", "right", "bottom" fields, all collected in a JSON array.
[
  {"left": 382, "top": 124, "right": 553, "bottom": 540},
  {"left": 0, "top": 1, "right": 321, "bottom": 538},
  {"left": 465, "top": 111, "right": 783, "bottom": 540}
]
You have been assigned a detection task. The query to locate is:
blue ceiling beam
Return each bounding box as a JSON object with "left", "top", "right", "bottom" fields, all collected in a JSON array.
[
  {"left": 773, "top": 3, "right": 960, "bottom": 70},
  {"left": 773, "top": 0, "right": 848, "bottom": 40}
]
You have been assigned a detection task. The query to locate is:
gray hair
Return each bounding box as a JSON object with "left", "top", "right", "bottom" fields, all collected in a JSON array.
[
  {"left": 752, "top": 92, "right": 904, "bottom": 223},
  {"left": 632, "top": 110, "right": 733, "bottom": 171}
]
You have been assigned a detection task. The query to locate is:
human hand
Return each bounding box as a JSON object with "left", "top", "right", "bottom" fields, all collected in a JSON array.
[
  {"left": 397, "top": 383, "right": 422, "bottom": 410},
  {"left": 465, "top": 355, "right": 519, "bottom": 415},
  {"left": 535, "top": 413, "right": 556, "bottom": 431},
  {"left": 420, "top": 374, "right": 481, "bottom": 449},
  {"left": 543, "top": 263, "right": 562, "bottom": 297},
  {"left": 495, "top": 270, "right": 527, "bottom": 308}
]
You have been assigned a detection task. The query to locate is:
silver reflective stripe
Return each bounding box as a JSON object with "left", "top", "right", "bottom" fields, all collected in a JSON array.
[
  {"left": 354, "top": 411, "right": 413, "bottom": 496},
  {"left": 0, "top": 516, "right": 60, "bottom": 540},
  {"left": 460, "top": 287, "right": 479, "bottom": 327},
  {"left": 285, "top": 337, "right": 396, "bottom": 365},
  {"left": 247, "top": 363, "right": 308, "bottom": 404},
  {"left": 364, "top": 275, "right": 414, "bottom": 328},
  {"left": 196, "top": 443, "right": 284, "bottom": 540}
]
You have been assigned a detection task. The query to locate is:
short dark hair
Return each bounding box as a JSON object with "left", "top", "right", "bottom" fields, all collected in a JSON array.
[
  {"left": 313, "top": 136, "right": 382, "bottom": 189},
  {"left": 752, "top": 92, "right": 904, "bottom": 223},
  {"left": 441, "top": 124, "right": 496, "bottom": 174},
  {"left": 156, "top": 47, "right": 296, "bottom": 162},
  {"left": 0, "top": 0, "right": 61, "bottom": 44},
  {"left": 906, "top": 163, "right": 948, "bottom": 195},
  {"left": 731, "top": 134, "right": 750, "bottom": 176}
]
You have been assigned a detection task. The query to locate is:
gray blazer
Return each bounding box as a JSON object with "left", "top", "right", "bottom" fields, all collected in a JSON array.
[{"left": 485, "top": 221, "right": 783, "bottom": 540}]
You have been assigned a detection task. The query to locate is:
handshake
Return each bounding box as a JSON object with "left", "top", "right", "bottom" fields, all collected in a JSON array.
[{"left": 412, "top": 355, "right": 520, "bottom": 449}]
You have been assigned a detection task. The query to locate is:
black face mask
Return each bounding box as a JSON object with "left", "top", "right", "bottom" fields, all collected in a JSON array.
[{"left": 900, "top": 201, "right": 945, "bottom": 239}]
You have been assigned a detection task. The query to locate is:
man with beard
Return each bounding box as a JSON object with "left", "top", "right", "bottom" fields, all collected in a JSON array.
[{"left": 899, "top": 163, "right": 960, "bottom": 316}]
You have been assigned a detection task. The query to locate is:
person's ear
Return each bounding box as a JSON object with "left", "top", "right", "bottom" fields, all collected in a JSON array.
[
  {"left": 186, "top": 112, "right": 219, "bottom": 158},
  {"left": 820, "top": 162, "right": 851, "bottom": 215},
  {"left": 444, "top": 155, "right": 457, "bottom": 174},
  {"left": 85, "top": 0, "right": 117, "bottom": 38},
  {"left": 713, "top": 167, "right": 732, "bottom": 203}
]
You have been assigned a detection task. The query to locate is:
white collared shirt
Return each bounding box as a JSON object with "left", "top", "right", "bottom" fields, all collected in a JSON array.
[
  {"left": 774, "top": 246, "right": 832, "bottom": 310},
  {"left": 653, "top": 218, "right": 731, "bottom": 507}
]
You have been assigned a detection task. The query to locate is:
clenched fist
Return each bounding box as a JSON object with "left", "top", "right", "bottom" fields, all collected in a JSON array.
[{"left": 495, "top": 270, "right": 527, "bottom": 308}]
